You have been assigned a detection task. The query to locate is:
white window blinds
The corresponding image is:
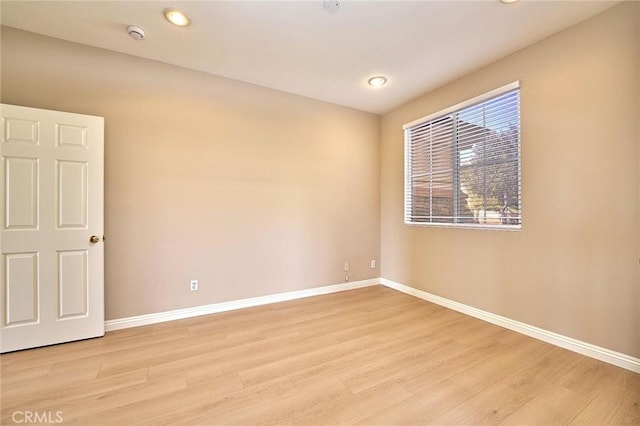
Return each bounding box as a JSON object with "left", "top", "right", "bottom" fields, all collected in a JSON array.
[{"left": 404, "top": 83, "right": 521, "bottom": 229}]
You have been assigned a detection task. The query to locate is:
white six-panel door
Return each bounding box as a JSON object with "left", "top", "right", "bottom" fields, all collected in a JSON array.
[{"left": 0, "top": 104, "right": 104, "bottom": 352}]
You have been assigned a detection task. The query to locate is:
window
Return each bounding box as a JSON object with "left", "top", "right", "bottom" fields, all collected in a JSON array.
[{"left": 404, "top": 82, "right": 521, "bottom": 229}]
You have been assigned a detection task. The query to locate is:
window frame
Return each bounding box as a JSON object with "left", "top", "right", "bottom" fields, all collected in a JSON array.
[{"left": 403, "top": 81, "right": 521, "bottom": 231}]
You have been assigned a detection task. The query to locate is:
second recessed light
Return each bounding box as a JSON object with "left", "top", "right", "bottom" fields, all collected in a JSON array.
[
  {"left": 164, "top": 8, "right": 191, "bottom": 27},
  {"left": 368, "top": 76, "right": 387, "bottom": 87}
]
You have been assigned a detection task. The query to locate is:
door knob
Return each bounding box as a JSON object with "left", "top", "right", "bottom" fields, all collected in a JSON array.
[{"left": 90, "top": 235, "right": 100, "bottom": 243}]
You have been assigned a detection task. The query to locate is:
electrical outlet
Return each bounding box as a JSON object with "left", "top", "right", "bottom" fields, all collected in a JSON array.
[
  {"left": 370, "top": 260, "right": 376, "bottom": 268},
  {"left": 190, "top": 280, "right": 198, "bottom": 291},
  {"left": 344, "top": 262, "right": 349, "bottom": 272}
]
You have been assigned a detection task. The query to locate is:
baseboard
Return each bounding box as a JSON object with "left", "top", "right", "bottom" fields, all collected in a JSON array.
[
  {"left": 105, "top": 276, "right": 639, "bottom": 373},
  {"left": 104, "top": 278, "right": 379, "bottom": 332},
  {"left": 380, "top": 278, "right": 640, "bottom": 373}
]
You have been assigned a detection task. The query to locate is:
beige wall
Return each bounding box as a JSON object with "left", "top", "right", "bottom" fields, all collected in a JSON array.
[
  {"left": 0, "top": 27, "right": 380, "bottom": 320},
  {"left": 381, "top": 2, "right": 640, "bottom": 357}
]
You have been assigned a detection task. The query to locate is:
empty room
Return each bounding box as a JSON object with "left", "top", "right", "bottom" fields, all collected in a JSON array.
[{"left": 0, "top": 0, "right": 638, "bottom": 424}]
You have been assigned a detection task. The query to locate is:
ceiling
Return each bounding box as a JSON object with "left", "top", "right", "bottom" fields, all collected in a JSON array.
[{"left": 0, "top": 1, "right": 618, "bottom": 114}]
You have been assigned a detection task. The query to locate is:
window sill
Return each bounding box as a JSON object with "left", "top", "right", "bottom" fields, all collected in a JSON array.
[{"left": 404, "top": 221, "right": 522, "bottom": 231}]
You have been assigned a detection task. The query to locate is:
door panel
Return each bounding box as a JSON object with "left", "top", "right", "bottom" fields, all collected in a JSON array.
[
  {"left": 4, "top": 252, "right": 38, "bottom": 325},
  {"left": 1, "top": 104, "right": 104, "bottom": 353},
  {"left": 57, "top": 249, "right": 88, "bottom": 319},
  {"left": 57, "top": 160, "right": 88, "bottom": 229},
  {"left": 57, "top": 123, "right": 87, "bottom": 149},
  {"left": 5, "top": 157, "right": 38, "bottom": 229},
  {"left": 4, "top": 117, "right": 38, "bottom": 144}
]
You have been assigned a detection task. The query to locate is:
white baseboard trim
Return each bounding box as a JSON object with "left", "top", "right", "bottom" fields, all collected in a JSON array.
[
  {"left": 104, "top": 278, "right": 379, "bottom": 332},
  {"left": 104, "top": 276, "right": 639, "bottom": 373},
  {"left": 380, "top": 278, "right": 640, "bottom": 373}
]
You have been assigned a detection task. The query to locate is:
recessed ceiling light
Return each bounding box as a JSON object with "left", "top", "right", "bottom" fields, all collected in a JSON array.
[
  {"left": 499, "top": 0, "right": 519, "bottom": 4},
  {"left": 323, "top": 0, "right": 342, "bottom": 14},
  {"left": 164, "top": 8, "right": 191, "bottom": 27},
  {"left": 368, "top": 76, "right": 387, "bottom": 87}
]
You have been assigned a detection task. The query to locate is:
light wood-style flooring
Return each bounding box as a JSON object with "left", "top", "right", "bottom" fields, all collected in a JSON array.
[{"left": 1, "top": 285, "right": 639, "bottom": 425}]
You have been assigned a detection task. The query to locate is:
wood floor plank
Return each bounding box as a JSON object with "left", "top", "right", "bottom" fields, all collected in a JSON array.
[
  {"left": 1, "top": 369, "right": 150, "bottom": 419},
  {"left": 128, "top": 376, "right": 299, "bottom": 425},
  {"left": 1, "top": 285, "right": 636, "bottom": 425},
  {"left": 559, "top": 356, "right": 622, "bottom": 400},
  {"left": 616, "top": 369, "right": 640, "bottom": 395},
  {"left": 503, "top": 346, "right": 582, "bottom": 395},
  {"left": 397, "top": 330, "right": 511, "bottom": 395},
  {"left": 448, "top": 333, "right": 555, "bottom": 395},
  {"left": 569, "top": 379, "right": 640, "bottom": 425},
  {"left": 502, "top": 386, "right": 590, "bottom": 425},
  {"left": 286, "top": 333, "right": 455, "bottom": 390},
  {"left": 238, "top": 335, "right": 380, "bottom": 388},
  {"left": 61, "top": 371, "right": 189, "bottom": 424},
  {"left": 338, "top": 337, "right": 461, "bottom": 393},
  {"left": 356, "top": 379, "right": 475, "bottom": 425},
  {"left": 429, "top": 382, "right": 532, "bottom": 425}
]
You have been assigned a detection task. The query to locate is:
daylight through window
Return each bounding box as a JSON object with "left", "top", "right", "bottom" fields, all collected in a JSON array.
[{"left": 404, "top": 82, "right": 521, "bottom": 229}]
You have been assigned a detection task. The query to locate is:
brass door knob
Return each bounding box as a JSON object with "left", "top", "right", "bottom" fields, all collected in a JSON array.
[{"left": 90, "top": 235, "right": 100, "bottom": 243}]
